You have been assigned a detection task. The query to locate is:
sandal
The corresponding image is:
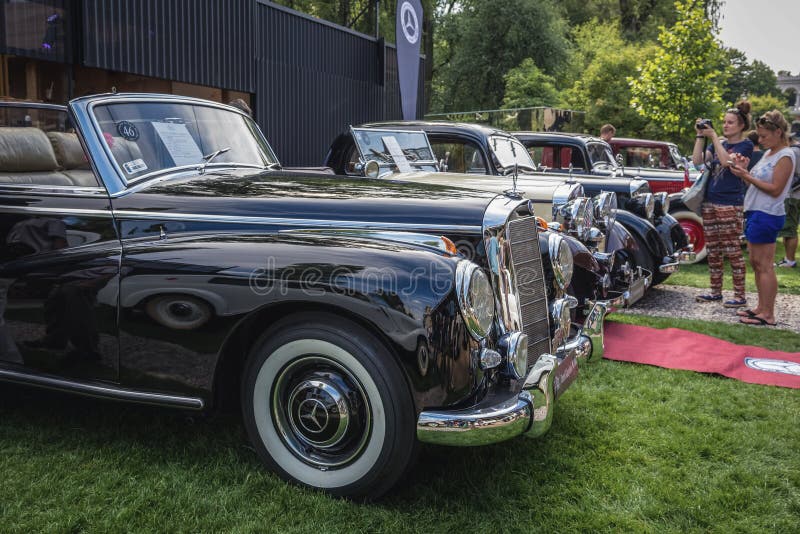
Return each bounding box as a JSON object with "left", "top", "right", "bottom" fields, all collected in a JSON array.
[
  {"left": 739, "top": 316, "right": 777, "bottom": 326},
  {"left": 695, "top": 294, "right": 722, "bottom": 303},
  {"left": 735, "top": 309, "right": 757, "bottom": 318},
  {"left": 723, "top": 298, "right": 747, "bottom": 308}
]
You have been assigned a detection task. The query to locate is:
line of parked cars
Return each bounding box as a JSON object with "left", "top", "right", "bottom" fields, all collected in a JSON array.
[{"left": 0, "top": 94, "right": 693, "bottom": 499}]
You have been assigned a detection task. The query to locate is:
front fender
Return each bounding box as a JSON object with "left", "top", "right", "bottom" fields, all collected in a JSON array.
[
  {"left": 117, "top": 232, "right": 476, "bottom": 411},
  {"left": 615, "top": 209, "right": 667, "bottom": 259},
  {"left": 654, "top": 213, "right": 687, "bottom": 253}
]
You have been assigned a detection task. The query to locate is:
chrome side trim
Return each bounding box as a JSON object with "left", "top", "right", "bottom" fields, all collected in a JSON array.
[
  {"left": 113, "top": 210, "right": 482, "bottom": 233},
  {"left": 0, "top": 368, "right": 204, "bottom": 410},
  {"left": 0, "top": 184, "right": 107, "bottom": 196},
  {"left": 0, "top": 205, "right": 113, "bottom": 217}
]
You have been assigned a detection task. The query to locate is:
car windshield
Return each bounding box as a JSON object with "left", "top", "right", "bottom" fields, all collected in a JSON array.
[
  {"left": 489, "top": 136, "right": 536, "bottom": 172},
  {"left": 668, "top": 145, "right": 685, "bottom": 169},
  {"left": 587, "top": 142, "right": 617, "bottom": 169},
  {"left": 351, "top": 128, "right": 437, "bottom": 172},
  {"left": 91, "top": 101, "right": 278, "bottom": 182}
]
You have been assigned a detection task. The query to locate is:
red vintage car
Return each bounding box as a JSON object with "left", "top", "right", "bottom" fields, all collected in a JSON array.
[{"left": 608, "top": 137, "right": 693, "bottom": 194}]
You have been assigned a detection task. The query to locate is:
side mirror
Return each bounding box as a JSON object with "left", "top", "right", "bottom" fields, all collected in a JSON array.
[{"left": 615, "top": 153, "right": 624, "bottom": 166}]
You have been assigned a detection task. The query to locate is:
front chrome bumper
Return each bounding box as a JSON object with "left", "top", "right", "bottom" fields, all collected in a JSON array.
[
  {"left": 677, "top": 244, "right": 696, "bottom": 264},
  {"left": 416, "top": 301, "right": 611, "bottom": 447}
]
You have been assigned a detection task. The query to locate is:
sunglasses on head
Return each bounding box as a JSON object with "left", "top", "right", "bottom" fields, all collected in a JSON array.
[{"left": 757, "top": 116, "right": 778, "bottom": 128}]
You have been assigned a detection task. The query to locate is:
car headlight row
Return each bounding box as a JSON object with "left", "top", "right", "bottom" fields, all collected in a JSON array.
[
  {"left": 630, "top": 192, "right": 655, "bottom": 220},
  {"left": 653, "top": 192, "right": 670, "bottom": 217},
  {"left": 553, "top": 198, "right": 594, "bottom": 242},
  {"left": 548, "top": 234, "right": 574, "bottom": 291},
  {"left": 455, "top": 260, "right": 496, "bottom": 341},
  {"left": 593, "top": 191, "right": 617, "bottom": 230}
]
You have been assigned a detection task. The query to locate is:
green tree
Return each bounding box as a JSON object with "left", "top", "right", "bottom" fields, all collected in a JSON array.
[
  {"left": 747, "top": 94, "right": 795, "bottom": 124},
  {"left": 722, "top": 48, "right": 780, "bottom": 103},
  {"left": 629, "top": 0, "right": 728, "bottom": 143},
  {"left": 430, "top": 0, "right": 569, "bottom": 112},
  {"left": 562, "top": 20, "right": 656, "bottom": 136},
  {"left": 501, "top": 59, "right": 561, "bottom": 108}
]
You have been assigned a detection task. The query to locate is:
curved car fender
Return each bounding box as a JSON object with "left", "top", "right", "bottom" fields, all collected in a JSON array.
[
  {"left": 654, "top": 213, "right": 686, "bottom": 253},
  {"left": 118, "top": 232, "right": 478, "bottom": 409},
  {"left": 614, "top": 209, "right": 667, "bottom": 259},
  {"left": 606, "top": 219, "right": 636, "bottom": 254}
]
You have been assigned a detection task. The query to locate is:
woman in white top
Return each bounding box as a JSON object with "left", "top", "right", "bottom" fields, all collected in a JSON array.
[{"left": 729, "top": 110, "right": 796, "bottom": 326}]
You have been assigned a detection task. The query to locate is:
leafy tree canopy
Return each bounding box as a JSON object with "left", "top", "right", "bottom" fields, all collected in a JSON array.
[
  {"left": 430, "top": 0, "right": 569, "bottom": 112},
  {"left": 722, "top": 48, "right": 781, "bottom": 104},
  {"left": 563, "top": 20, "right": 656, "bottom": 137},
  {"left": 501, "top": 59, "right": 561, "bottom": 109},
  {"left": 629, "top": 0, "right": 729, "bottom": 142}
]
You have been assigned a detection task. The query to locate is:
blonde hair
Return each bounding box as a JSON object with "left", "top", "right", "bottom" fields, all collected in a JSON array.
[{"left": 757, "top": 110, "right": 791, "bottom": 144}]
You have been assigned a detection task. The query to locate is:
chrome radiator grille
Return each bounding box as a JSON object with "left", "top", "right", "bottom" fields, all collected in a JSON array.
[{"left": 507, "top": 217, "right": 551, "bottom": 370}]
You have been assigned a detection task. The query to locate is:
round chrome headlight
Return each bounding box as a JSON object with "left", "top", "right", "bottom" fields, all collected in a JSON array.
[
  {"left": 593, "top": 191, "right": 618, "bottom": 230},
  {"left": 455, "top": 261, "right": 495, "bottom": 340},
  {"left": 554, "top": 197, "right": 593, "bottom": 242},
  {"left": 550, "top": 297, "right": 573, "bottom": 348},
  {"left": 548, "top": 234, "right": 574, "bottom": 290},
  {"left": 631, "top": 192, "right": 655, "bottom": 220},
  {"left": 501, "top": 332, "right": 528, "bottom": 379},
  {"left": 654, "top": 191, "right": 670, "bottom": 217}
]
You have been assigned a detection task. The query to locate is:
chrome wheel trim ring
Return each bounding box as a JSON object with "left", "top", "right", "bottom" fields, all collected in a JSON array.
[{"left": 253, "top": 339, "right": 386, "bottom": 488}]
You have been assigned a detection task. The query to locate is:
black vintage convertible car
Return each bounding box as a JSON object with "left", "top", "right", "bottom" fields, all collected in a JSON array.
[{"left": 0, "top": 96, "right": 602, "bottom": 500}]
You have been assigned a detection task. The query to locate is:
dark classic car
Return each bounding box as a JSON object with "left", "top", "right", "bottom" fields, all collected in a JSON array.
[
  {"left": 328, "top": 122, "right": 692, "bottom": 285},
  {"left": 515, "top": 131, "right": 704, "bottom": 263},
  {"left": 514, "top": 132, "right": 696, "bottom": 270},
  {"left": 0, "top": 95, "right": 602, "bottom": 500},
  {"left": 326, "top": 126, "right": 655, "bottom": 313}
]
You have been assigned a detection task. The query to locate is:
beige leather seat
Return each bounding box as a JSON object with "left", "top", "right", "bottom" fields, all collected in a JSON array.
[
  {"left": 0, "top": 127, "right": 72, "bottom": 185},
  {"left": 47, "top": 132, "right": 99, "bottom": 187}
]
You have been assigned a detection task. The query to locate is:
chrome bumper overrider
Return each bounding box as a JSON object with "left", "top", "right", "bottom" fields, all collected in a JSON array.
[{"left": 416, "top": 302, "right": 611, "bottom": 447}]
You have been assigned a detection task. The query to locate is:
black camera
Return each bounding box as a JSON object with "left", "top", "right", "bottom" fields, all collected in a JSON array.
[{"left": 695, "top": 119, "right": 713, "bottom": 130}]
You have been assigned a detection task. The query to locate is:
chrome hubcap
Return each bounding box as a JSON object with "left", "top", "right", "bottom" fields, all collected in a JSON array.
[{"left": 272, "top": 356, "right": 370, "bottom": 468}]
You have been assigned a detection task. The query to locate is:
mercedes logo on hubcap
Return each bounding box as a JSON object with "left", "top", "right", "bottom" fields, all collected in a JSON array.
[{"left": 297, "top": 398, "right": 329, "bottom": 434}]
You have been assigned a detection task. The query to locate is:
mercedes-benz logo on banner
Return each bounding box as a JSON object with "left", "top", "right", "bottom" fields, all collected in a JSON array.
[
  {"left": 400, "top": 1, "right": 420, "bottom": 44},
  {"left": 744, "top": 357, "right": 800, "bottom": 377}
]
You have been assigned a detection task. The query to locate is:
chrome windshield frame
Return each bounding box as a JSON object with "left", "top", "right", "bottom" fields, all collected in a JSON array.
[{"left": 69, "top": 94, "right": 278, "bottom": 195}]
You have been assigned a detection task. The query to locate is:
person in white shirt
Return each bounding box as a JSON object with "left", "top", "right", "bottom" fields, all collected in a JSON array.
[{"left": 729, "top": 110, "right": 796, "bottom": 327}]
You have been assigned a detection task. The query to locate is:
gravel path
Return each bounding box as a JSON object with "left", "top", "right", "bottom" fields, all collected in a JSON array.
[{"left": 615, "top": 284, "right": 800, "bottom": 334}]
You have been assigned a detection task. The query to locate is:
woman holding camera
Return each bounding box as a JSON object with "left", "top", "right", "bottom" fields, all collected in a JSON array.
[
  {"left": 728, "top": 110, "right": 795, "bottom": 326},
  {"left": 692, "top": 101, "right": 753, "bottom": 308}
]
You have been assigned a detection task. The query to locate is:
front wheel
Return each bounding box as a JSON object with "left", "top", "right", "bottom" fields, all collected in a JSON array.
[
  {"left": 241, "top": 313, "right": 417, "bottom": 500},
  {"left": 672, "top": 210, "right": 707, "bottom": 263}
]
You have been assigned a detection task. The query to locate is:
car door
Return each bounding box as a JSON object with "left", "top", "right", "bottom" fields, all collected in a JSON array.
[{"left": 0, "top": 126, "right": 121, "bottom": 382}]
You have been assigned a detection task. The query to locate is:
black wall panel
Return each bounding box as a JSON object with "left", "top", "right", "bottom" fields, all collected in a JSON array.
[
  {"left": 255, "top": 1, "right": 425, "bottom": 166},
  {"left": 82, "top": 0, "right": 255, "bottom": 92}
]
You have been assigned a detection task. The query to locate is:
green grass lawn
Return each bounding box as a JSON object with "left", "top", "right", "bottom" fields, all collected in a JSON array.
[
  {"left": 1, "top": 316, "right": 799, "bottom": 532},
  {"left": 666, "top": 237, "right": 800, "bottom": 295}
]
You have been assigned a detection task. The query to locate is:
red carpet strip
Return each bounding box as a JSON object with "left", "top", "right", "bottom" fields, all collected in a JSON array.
[{"left": 603, "top": 322, "right": 800, "bottom": 389}]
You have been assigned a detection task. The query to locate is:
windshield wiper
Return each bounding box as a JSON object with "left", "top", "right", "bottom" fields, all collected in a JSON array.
[{"left": 197, "top": 146, "right": 231, "bottom": 174}]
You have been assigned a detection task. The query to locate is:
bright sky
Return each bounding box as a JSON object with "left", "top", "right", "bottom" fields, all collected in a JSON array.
[{"left": 718, "top": 0, "right": 799, "bottom": 74}]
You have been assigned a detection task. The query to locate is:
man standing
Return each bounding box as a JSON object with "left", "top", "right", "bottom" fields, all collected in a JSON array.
[{"left": 600, "top": 124, "right": 616, "bottom": 142}]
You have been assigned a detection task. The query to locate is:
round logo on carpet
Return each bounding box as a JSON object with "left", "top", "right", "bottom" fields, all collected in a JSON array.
[{"left": 744, "top": 357, "right": 800, "bottom": 376}]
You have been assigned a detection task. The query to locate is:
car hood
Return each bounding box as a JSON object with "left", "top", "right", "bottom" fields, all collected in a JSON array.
[
  {"left": 112, "top": 168, "right": 501, "bottom": 231},
  {"left": 379, "top": 170, "right": 566, "bottom": 197}
]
